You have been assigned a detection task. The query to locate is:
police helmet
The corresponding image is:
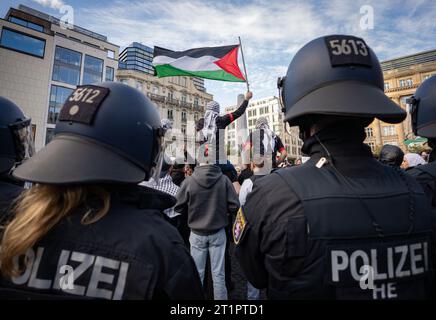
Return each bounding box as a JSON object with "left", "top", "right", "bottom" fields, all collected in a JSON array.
[
  {"left": 408, "top": 75, "right": 436, "bottom": 138},
  {"left": 13, "top": 82, "right": 164, "bottom": 185},
  {"left": 0, "top": 97, "right": 34, "bottom": 174},
  {"left": 277, "top": 35, "right": 406, "bottom": 126}
]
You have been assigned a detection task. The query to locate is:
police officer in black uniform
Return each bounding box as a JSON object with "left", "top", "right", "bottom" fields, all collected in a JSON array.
[
  {"left": 407, "top": 76, "right": 436, "bottom": 206},
  {"left": 0, "top": 97, "right": 33, "bottom": 223},
  {"left": 0, "top": 82, "right": 203, "bottom": 300},
  {"left": 234, "top": 35, "right": 434, "bottom": 299}
]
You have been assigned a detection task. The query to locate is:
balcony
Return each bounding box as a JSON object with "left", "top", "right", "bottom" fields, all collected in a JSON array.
[
  {"left": 148, "top": 93, "right": 166, "bottom": 103},
  {"left": 167, "top": 98, "right": 180, "bottom": 106},
  {"left": 180, "top": 101, "right": 193, "bottom": 109}
]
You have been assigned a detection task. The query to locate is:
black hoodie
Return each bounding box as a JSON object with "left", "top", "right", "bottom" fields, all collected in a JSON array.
[{"left": 174, "top": 165, "right": 239, "bottom": 235}]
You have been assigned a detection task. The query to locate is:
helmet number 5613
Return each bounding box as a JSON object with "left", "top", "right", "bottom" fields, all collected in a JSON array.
[{"left": 329, "top": 39, "right": 368, "bottom": 56}]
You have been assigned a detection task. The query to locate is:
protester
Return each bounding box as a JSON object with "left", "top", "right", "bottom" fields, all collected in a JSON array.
[
  {"left": 235, "top": 35, "right": 433, "bottom": 299},
  {"left": 294, "top": 158, "right": 302, "bottom": 166},
  {"left": 171, "top": 158, "right": 187, "bottom": 186},
  {"left": 378, "top": 144, "right": 404, "bottom": 167},
  {"left": 140, "top": 156, "right": 181, "bottom": 228},
  {"left": 237, "top": 164, "right": 253, "bottom": 186},
  {"left": 401, "top": 153, "right": 426, "bottom": 170},
  {"left": 0, "top": 83, "right": 203, "bottom": 299},
  {"left": 197, "top": 91, "right": 253, "bottom": 164},
  {"left": 238, "top": 156, "right": 269, "bottom": 300},
  {"left": 244, "top": 117, "right": 287, "bottom": 170},
  {"left": 175, "top": 161, "right": 240, "bottom": 300}
]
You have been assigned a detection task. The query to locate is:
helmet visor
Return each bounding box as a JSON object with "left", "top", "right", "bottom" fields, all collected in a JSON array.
[{"left": 9, "top": 118, "right": 34, "bottom": 163}]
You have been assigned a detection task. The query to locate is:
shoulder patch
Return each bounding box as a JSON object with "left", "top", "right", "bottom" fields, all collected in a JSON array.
[{"left": 233, "top": 207, "right": 247, "bottom": 245}]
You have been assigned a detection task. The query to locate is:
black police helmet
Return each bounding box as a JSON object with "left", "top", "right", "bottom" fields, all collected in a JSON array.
[
  {"left": 409, "top": 75, "right": 436, "bottom": 138},
  {"left": 379, "top": 144, "right": 404, "bottom": 167},
  {"left": 278, "top": 35, "right": 406, "bottom": 126},
  {"left": 13, "top": 82, "right": 164, "bottom": 185},
  {"left": 0, "top": 97, "right": 33, "bottom": 174}
]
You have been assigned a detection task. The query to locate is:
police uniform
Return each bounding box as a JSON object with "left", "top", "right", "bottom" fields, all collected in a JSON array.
[
  {"left": 0, "top": 97, "right": 31, "bottom": 226},
  {"left": 235, "top": 35, "right": 434, "bottom": 300},
  {"left": 0, "top": 185, "right": 202, "bottom": 299},
  {"left": 406, "top": 76, "right": 436, "bottom": 296},
  {"left": 0, "top": 83, "right": 204, "bottom": 300}
]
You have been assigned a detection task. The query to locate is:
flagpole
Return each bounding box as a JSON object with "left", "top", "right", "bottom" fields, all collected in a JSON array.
[{"left": 238, "top": 36, "right": 250, "bottom": 92}]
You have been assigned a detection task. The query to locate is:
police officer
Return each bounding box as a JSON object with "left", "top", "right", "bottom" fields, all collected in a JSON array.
[
  {"left": 0, "top": 82, "right": 204, "bottom": 300},
  {"left": 407, "top": 76, "right": 436, "bottom": 206},
  {"left": 0, "top": 97, "right": 34, "bottom": 224},
  {"left": 235, "top": 35, "right": 434, "bottom": 300}
]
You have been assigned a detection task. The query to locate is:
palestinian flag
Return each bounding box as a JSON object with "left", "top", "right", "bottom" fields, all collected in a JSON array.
[{"left": 153, "top": 45, "right": 246, "bottom": 82}]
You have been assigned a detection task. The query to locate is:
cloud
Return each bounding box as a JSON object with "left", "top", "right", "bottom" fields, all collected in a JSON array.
[
  {"left": 32, "top": 0, "right": 66, "bottom": 10},
  {"left": 69, "top": 0, "right": 435, "bottom": 108}
]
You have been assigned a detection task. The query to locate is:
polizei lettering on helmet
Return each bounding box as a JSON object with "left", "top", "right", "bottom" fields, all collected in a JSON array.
[
  {"left": 11, "top": 246, "right": 129, "bottom": 300},
  {"left": 327, "top": 238, "right": 430, "bottom": 299}
]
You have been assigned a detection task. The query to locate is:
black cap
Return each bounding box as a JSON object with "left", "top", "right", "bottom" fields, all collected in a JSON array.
[
  {"left": 279, "top": 35, "right": 406, "bottom": 126},
  {"left": 13, "top": 82, "right": 163, "bottom": 185}
]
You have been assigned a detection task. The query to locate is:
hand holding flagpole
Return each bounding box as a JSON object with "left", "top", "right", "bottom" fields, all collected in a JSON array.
[{"left": 238, "top": 36, "right": 250, "bottom": 92}]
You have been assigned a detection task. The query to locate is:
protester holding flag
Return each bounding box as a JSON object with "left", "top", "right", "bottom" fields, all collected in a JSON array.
[{"left": 153, "top": 44, "right": 252, "bottom": 164}]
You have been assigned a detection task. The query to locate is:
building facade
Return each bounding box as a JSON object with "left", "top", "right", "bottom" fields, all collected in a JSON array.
[
  {"left": 365, "top": 49, "right": 436, "bottom": 152},
  {"left": 225, "top": 96, "right": 303, "bottom": 164},
  {"left": 0, "top": 5, "right": 119, "bottom": 150},
  {"left": 117, "top": 42, "right": 213, "bottom": 158}
]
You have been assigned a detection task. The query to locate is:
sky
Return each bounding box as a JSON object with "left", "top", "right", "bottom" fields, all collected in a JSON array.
[{"left": 1, "top": 0, "right": 436, "bottom": 109}]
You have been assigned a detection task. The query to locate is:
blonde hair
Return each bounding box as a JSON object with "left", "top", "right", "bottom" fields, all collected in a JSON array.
[{"left": 0, "top": 184, "right": 110, "bottom": 277}]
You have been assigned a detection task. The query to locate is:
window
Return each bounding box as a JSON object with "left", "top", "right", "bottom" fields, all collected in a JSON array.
[
  {"left": 194, "top": 97, "right": 199, "bottom": 108},
  {"left": 181, "top": 125, "right": 187, "bottom": 135},
  {"left": 181, "top": 94, "right": 187, "bottom": 103},
  {"left": 384, "top": 140, "right": 398, "bottom": 146},
  {"left": 9, "top": 16, "right": 44, "bottom": 32},
  {"left": 105, "top": 66, "right": 114, "bottom": 81},
  {"left": 107, "top": 50, "right": 115, "bottom": 59},
  {"left": 153, "top": 86, "right": 159, "bottom": 94},
  {"left": 45, "top": 128, "right": 55, "bottom": 145},
  {"left": 252, "top": 109, "right": 257, "bottom": 117},
  {"left": 181, "top": 111, "right": 187, "bottom": 123},
  {"left": 194, "top": 113, "right": 199, "bottom": 122},
  {"left": 384, "top": 82, "right": 390, "bottom": 90},
  {"left": 181, "top": 77, "right": 187, "bottom": 87},
  {"left": 168, "top": 91, "right": 174, "bottom": 100},
  {"left": 0, "top": 28, "right": 45, "bottom": 58},
  {"left": 365, "top": 127, "right": 373, "bottom": 138},
  {"left": 399, "top": 78, "right": 413, "bottom": 87},
  {"left": 136, "top": 80, "right": 143, "bottom": 90},
  {"left": 382, "top": 125, "right": 396, "bottom": 136},
  {"left": 367, "top": 142, "right": 375, "bottom": 152},
  {"left": 400, "top": 95, "right": 413, "bottom": 107},
  {"left": 167, "top": 109, "right": 173, "bottom": 120},
  {"left": 52, "top": 46, "right": 81, "bottom": 85},
  {"left": 48, "top": 85, "right": 74, "bottom": 124},
  {"left": 83, "top": 55, "right": 103, "bottom": 84}
]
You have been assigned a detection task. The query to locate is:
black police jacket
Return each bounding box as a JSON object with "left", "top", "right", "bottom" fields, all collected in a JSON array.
[
  {"left": 235, "top": 125, "right": 434, "bottom": 300},
  {"left": 408, "top": 151, "right": 436, "bottom": 208},
  {"left": 0, "top": 185, "right": 204, "bottom": 300},
  {"left": 0, "top": 179, "right": 23, "bottom": 227}
]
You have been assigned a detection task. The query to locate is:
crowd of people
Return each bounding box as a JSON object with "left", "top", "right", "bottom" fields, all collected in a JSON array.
[{"left": 0, "top": 34, "right": 436, "bottom": 300}]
